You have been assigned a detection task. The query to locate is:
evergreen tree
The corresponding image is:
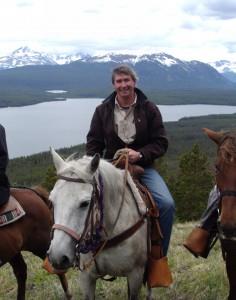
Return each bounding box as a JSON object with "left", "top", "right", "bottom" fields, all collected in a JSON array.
[
  {"left": 172, "top": 143, "right": 213, "bottom": 221},
  {"left": 42, "top": 166, "right": 57, "bottom": 191}
]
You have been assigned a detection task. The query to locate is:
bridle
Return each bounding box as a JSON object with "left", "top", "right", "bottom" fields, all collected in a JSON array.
[
  {"left": 215, "top": 157, "right": 236, "bottom": 204},
  {"left": 51, "top": 171, "right": 146, "bottom": 270},
  {"left": 52, "top": 174, "right": 106, "bottom": 268}
]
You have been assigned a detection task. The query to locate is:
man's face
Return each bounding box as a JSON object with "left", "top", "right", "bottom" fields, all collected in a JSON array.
[{"left": 113, "top": 73, "right": 136, "bottom": 99}]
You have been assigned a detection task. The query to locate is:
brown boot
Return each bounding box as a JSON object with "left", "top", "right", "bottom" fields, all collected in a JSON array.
[{"left": 183, "top": 227, "right": 210, "bottom": 258}]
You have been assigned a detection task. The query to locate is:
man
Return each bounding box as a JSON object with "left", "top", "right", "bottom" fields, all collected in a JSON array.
[
  {"left": 86, "top": 65, "right": 175, "bottom": 255},
  {"left": 0, "top": 124, "right": 10, "bottom": 207},
  {"left": 184, "top": 186, "right": 219, "bottom": 258}
]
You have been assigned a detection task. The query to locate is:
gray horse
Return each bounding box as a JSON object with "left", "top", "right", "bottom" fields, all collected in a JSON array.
[{"left": 48, "top": 148, "right": 152, "bottom": 300}]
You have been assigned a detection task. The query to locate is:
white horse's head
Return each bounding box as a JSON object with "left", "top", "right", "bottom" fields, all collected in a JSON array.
[{"left": 48, "top": 148, "right": 100, "bottom": 270}]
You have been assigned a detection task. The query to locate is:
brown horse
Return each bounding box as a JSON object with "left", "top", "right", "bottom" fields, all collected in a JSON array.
[
  {"left": 0, "top": 186, "right": 71, "bottom": 300},
  {"left": 204, "top": 128, "right": 236, "bottom": 300}
]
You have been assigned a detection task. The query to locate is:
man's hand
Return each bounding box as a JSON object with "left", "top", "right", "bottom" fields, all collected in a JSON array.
[{"left": 127, "top": 148, "right": 142, "bottom": 164}]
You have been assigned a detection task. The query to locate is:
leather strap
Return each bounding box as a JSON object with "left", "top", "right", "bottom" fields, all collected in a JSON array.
[
  {"left": 95, "top": 216, "right": 146, "bottom": 253},
  {"left": 52, "top": 224, "right": 81, "bottom": 241}
]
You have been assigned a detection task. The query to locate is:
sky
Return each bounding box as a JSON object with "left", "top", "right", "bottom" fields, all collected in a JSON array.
[{"left": 1, "top": 0, "right": 236, "bottom": 62}]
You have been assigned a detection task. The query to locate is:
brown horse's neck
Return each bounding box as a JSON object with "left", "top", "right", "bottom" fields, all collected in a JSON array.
[
  {"left": 11, "top": 186, "right": 52, "bottom": 209},
  {"left": 31, "top": 186, "right": 52, "bottom": 209}
]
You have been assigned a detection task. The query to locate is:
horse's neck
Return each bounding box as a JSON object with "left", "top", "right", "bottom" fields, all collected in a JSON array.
[{"left": 99, "top": 165, "right": 139, "bottom": 236}]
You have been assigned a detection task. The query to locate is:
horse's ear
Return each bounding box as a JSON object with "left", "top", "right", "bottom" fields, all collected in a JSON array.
[
  {"left": 89, "top": 153, "right": 100, "bottom": 173},
  {"left": 50, "top": 147, "right": 67, "bottom": 173},
  {"left": 202, "top": 128, "right": 223, "bottom": 145}
]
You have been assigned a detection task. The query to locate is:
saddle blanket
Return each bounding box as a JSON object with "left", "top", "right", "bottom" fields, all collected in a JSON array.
[{"left": 0, "top": 195, "right": 25, "bottom": 227}]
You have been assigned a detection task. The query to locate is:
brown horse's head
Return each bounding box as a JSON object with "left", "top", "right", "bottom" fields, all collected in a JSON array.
[{"left": 204, "top": 128, "right": 236, "bottom": 240}]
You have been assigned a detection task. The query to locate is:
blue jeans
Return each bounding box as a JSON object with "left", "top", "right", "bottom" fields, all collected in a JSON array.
[{"left": 141, "top": 168, "right": 175, "bottom": 256}]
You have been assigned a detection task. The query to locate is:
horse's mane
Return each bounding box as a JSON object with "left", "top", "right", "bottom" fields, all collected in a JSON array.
[
  {"left": 219, "top": 131, "right": 236, "bottom": 163},
  {"left": 64, "top": 155, "right": 120, "bottom": 182},
  {"left": 32, "top": 185, "right": 52, "bottom": 208}
]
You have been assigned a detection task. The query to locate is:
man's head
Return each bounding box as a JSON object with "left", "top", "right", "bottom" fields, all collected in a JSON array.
[
  {"left": 111, "top": 65, "right": 138, "bottom": 84},
  {"left": 112, "top": 65, "right": 138, "bottom": 101}
]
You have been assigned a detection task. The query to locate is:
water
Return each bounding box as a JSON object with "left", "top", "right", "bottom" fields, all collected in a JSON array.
[{"left": 1, "top": 98, "right": 236, "bottom": 158}]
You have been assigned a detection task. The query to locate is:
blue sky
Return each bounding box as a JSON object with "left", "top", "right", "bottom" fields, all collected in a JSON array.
[{"left": 1, "top": 0, "right": 236, "bottom": 62}]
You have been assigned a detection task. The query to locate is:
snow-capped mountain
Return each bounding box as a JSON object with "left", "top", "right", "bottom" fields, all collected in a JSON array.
[
  {"left": 208, "top": 60, "right": 236, "bottom": 82},
  {"left": 0, "top": 46, "right": 234, "bottom": 90},
  {"left": 0, "top": 47, "right": 224, "bottom": 70},
  {"left": 0, "top": 46, "right": 56, "bottom": 69},
  {"left": 76, "top": 52, "right": 195, "bottom": 68},
  {"left": 209, "top": 60, "right": 236, "bottom": 73},
  {"left": 50, "top": 52, "right": 88, "bottom": 65},
  {"left": 0, "top": 49, "right": 188, "bottom": 69}
]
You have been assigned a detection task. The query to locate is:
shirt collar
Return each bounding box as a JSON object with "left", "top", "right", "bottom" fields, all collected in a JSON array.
[{"left": 115, "top": 94, "right": 137, "bottom": 109}]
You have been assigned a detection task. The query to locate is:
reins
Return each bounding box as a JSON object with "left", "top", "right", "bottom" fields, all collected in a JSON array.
[{"left": 52, "top": 152, "right": 147, "bottom": 271}]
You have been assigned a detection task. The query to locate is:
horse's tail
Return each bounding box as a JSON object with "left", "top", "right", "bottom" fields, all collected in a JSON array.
[{"left": 32, "top": 185, "right": 52, "bottom": 209}]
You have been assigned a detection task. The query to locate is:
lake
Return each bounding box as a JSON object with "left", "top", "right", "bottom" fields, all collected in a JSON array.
[{"left": 1, "top": 98, "right": 236, "bottom": 158}]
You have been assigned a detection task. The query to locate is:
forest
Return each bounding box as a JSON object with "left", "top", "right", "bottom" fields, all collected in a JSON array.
[{"left": 7, "top": 113, "right": 236, "bottom": 221}]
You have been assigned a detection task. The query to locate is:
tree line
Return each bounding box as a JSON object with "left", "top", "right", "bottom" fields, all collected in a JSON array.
[{"left": 7, "top": 113, "right": 236, "bottom": 221}]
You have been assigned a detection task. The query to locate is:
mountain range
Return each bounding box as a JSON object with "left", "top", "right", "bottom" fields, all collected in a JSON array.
[
  {"left": 0, "top": 46, "right": 236, "bottom": 83},
  {"left": 0, "top": 47, "right": 235, "bottom": 108}
]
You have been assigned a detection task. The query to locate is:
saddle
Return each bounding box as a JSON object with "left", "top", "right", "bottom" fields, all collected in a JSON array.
[
  {"left": 113, "top": 155, "right": 173, "bottom": 288},
  {"left": 0, "top": 195, "right": 25, "bottom": 227}
]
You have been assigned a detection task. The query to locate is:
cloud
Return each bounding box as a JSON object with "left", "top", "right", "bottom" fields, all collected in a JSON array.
[
  {"left": 16, "top": 0, "right": 34, "bottom": 7},
  {"left": 183, "top": 0, "right": 236, "bottom": 20},
  {"left": 225, "top": 42, "right": 236, "bottom": 53},
  {"left": 0, "top": 0, "right": 236, "bottom": 62}
]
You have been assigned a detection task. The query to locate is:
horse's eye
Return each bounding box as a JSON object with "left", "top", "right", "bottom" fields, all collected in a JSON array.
[{"left": 80, "top": 200, "right": 90, "bottom": 208}]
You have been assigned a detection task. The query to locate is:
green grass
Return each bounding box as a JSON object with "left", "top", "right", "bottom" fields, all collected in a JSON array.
[{"left": 0, "top": 223, "right": 229, "bottom": 300}]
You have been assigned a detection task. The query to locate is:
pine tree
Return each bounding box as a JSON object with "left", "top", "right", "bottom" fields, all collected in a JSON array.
[
  {"left": 42, "top": 166, "right": 57, "bottom": 191},
  {"left": 172, "top": 143, "right": 214, "bottom": 221}
]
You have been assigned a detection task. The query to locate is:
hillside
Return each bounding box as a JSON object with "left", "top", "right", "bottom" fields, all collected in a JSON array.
[
  {"left": 0, "top": 222, "right": 228, "bottom": 300},
  {"left": 8, "top": 113, "right": 236, "bottom": 187},
  {"left": 0, "top": 49, "right": 235, "bottom": 107}
]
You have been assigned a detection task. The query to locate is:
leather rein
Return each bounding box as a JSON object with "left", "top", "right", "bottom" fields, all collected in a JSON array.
[{"left": 52, "top": 170, "right": 146, "bottom": 270}]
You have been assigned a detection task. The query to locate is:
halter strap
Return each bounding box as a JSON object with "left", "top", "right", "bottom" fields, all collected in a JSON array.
[
  {"left": 57, "top": 175, "right": 87, "bottom": 183},
  {"left": 52, "top": 224, "right": 81, "bottom": 241},
  {"left": 220, "top": 190, "right": 236, "bottom": 200}
]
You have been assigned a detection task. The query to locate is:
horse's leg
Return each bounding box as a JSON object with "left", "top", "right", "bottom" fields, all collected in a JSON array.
[
  {"left": 57, "top": 274, "right": 72, "bottom": 299},
  {"left": 226, "top": 252, "right": 236, "bottom": 300},
  {"left": 79, "top": 271, "right": 96, "bottom": 300},
  {"left": 9, "top": 253, "right": 27, "bottom": 300},
  {"left": 127, "top": 268, "right": 144, "bottom": 300}
]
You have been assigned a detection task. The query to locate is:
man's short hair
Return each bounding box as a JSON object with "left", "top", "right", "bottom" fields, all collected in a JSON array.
[{"left": 112, "top": 65, "right": 138, "bottom": 84}]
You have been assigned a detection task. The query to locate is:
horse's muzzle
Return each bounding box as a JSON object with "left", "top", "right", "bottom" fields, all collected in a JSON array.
[{"left": 49, "top": 254, "right": 71, "bottom": 270}]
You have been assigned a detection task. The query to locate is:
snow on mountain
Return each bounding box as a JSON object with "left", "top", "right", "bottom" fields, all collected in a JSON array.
[
  {"left": 208, "top": 60, "right": 236, "bottom": 73},
  {"left": 0, "top": 47, "right": 202, "bottom": 70},
  {"left": 51, "top": 52, "right": 88, "bottom": 65},
  {"left": 79, "top": 52, "right": 182, "bottom": 66},
  {"left": 0, "top": 46, "right": 235, "bottom": 84},
  {"left": 0, "top": 46, "right": 56, "bottom": 69}
]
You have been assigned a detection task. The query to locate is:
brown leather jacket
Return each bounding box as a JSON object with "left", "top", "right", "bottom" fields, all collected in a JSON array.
[{"left": 86, "top": 88, "right": 168, "bottom": 167}]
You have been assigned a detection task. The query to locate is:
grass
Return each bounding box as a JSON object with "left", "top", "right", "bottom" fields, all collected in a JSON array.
[{"left": 0, "top": 222, "right": 229, "bottom": 300}]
